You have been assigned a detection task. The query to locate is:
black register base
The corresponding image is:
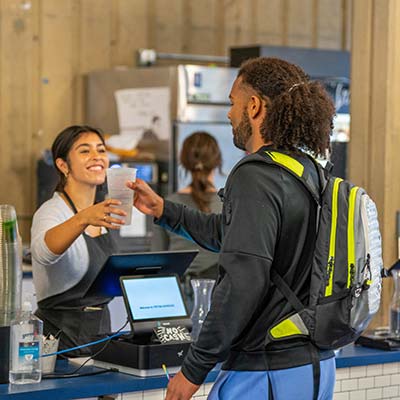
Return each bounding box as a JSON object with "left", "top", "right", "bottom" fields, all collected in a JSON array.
[
  {"left": 86, "top": 250, "right": 197, "bottom": 376},
  {"left": 93, "top": 336, "right": 192, "bottom": 376}
]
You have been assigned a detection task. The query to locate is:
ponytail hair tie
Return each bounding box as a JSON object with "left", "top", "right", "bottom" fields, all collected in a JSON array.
[
  {"left": 194, "top": 162, "right": 204, "bottom": 171},
  {"left": 288, "top": 82, "right": 305, "bottom": 93}
]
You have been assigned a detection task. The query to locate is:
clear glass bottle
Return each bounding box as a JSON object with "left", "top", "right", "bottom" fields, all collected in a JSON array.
[
  {"left": 389, "top": 269, "right": 400, "bottom": 338},
  {"left": 9, "top": 301, "right": 43, "bottom": 384},
  {"left": 190, "top": 279, "right": 215, "bottom": 342}
]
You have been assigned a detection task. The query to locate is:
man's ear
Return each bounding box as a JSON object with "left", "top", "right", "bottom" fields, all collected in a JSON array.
[
  {"left": 55, "top": 158, "right": 68, "bottom": 176},
  {"left": 248, "top": 95, "right": 264, "bottom": 119}
]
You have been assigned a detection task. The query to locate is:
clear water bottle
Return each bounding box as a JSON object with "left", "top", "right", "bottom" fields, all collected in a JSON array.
[{"left": 9, "top": 301, "right": 43, "bottom": 384}]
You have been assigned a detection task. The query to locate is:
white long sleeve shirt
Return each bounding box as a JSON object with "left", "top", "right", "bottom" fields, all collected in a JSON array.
[{"left": 31, "top": 192, "right": 90, "bottom": 302}]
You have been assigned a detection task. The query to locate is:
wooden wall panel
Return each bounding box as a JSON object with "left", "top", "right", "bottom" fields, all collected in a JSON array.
[
  {"left": 40, "top": 0, "right": 78, "bottom": 148},
  {"left": 0, "top": 0, "right": 37, "bottom": 237},
  {"left": 286, "top": 0, "right": 315, "bottom": 47},
  {"left": 369, "top": 1, "right": 391, "bottom": 329},
  {"left": 384, "top": 0, "right": 400, "bottom": 330},
  {"left": 369, "top": 1, "right": 390, "bottom": 215},
  {"left": 30, "top": 1, "right": 42, "bottom": 214},
  {"left": 110, "top": 0, "right": 148, "bottom": 66},
  {"left": 317, "top": 0, "right": 342, "bottom": 49},
  {"left": 379, "top": 0, "right": 400, "bottom": 328},
  {"left": 254, "top": 0, "right": 285, "bottom": 46},
  {"left": 223, "top": 0, "right": 256, "bottom": 53},
  {"left": 76, "top": 0, "right": 113, "bottom": 122},
  {"left": 214, "top": 0, "right": 226, "bottom": 56},
  {"left": 350, "top": 0, "right": 400, "bottom": 328},
  {"left": 386, "top": 0, "right": 400, "bottom": 261},
  {"left": 348, "top": 0, "right": 372, "bottom": 191},
  {"left": 148, "top": 0, "right": 185, "bottom": 53},
  {"left": 80, "top": 0, "right": 113, "bottom": 72},
  {"left": 342, "top": 0, "right": 352, "bottom": 51},
  {"left": 181, "top": 1, "right": 219, "bottom": 55}
]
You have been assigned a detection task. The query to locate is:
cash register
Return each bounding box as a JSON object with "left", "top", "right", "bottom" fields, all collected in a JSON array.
[{"left": 90, "top": 250, "right": 197, "bottom": 376}]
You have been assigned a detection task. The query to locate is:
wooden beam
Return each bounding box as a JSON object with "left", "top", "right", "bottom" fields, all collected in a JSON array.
[{"left": 350, "top": 0, "right": 400, "bottom": 327}]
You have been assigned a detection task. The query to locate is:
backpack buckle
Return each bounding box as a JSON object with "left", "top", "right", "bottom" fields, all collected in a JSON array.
[
  {"left": 353, "top": 279, "right": 371, "bottom": 298},
  {"left": 324, "top": 160, "right": 334, "bottom": 173}
]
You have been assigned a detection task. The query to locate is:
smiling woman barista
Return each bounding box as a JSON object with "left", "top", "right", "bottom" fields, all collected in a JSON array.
[{"left": 31, "top": 125, "right": 127, "bottom": 356}]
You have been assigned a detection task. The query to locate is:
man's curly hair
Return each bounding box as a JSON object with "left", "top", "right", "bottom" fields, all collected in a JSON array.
[{"left": 238, "top": 57, "right": 335, "bottom": 157}]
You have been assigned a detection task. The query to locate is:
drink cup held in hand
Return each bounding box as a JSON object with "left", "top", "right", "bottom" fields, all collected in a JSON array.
[{"left": 106, "top": 167, "right": 137, "bottom": 225}]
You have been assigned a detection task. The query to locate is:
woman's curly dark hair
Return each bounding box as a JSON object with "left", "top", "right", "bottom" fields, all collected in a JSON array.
[{"left": 238, "top": 57, "right": 335, "bottom": 157}]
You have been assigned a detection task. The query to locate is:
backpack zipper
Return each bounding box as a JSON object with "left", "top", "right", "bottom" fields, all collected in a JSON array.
[
  {"left": 326, "top": 257, "right": 334, "bottom": 286},
  {"left": 325, "top": 177, "right": 343, "bottom": 296},
  {"left": 347, "top": 186, "right": 359, "bottom": 288}
]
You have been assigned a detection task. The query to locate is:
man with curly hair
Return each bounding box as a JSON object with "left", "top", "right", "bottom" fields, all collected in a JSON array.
[{"left": 129, "top": 57, "right": 337, "bottom": 400}]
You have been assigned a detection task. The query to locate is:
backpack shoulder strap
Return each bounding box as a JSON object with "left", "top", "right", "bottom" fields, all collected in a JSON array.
[
  {"left": 269, "top": 268, "right": 305, "bottom": 314},
  {"left": 259, "top": 150, "right": 327, "bottom": 314},
  {"left": 304, "top": 154, "right": 330, "bottom": 196},
  {"left": 261, "top": 150, "right": 325, "bottom": 205}
]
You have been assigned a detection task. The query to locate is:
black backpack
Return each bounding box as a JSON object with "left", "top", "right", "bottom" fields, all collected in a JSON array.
[{"left": 259, "top": 150, "right": 384, "bottom": 350}]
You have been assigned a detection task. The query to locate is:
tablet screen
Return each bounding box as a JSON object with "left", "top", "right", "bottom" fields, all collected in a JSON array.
[{"left": 120, "top": 275, "right": 188, "bottom": 322}]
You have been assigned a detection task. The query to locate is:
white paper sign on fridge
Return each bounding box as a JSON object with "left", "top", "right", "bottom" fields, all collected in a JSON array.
[{"left": 114, "top": 87, "right": 171, "bottom": 140}]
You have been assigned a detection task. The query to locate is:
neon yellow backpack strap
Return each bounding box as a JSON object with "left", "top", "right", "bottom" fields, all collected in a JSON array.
[
  {"left": 265, "top": 151, "right": 304, "bottom": 177},
  {"left": 269, "top": 313, "right": 309, "bottom": 340}
]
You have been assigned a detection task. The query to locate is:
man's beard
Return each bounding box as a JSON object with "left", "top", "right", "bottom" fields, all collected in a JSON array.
[{"left": 232, "top": 111, "right": 253, "bottom": 151}]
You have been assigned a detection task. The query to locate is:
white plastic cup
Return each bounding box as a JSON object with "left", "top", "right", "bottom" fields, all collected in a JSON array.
[
  {"left": 41, "top": 337, "right": 59, "bottom": 374},
  {"left": 106, "top": 167, "right": 137, "bottom": 225}
]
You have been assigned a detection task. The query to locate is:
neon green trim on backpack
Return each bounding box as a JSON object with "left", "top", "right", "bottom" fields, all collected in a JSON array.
[
  {"left": 348, "top": 186, "right": 359, "bottom": 288},
  {"left": 325, "top": 178, "right": 343, "bottom": 296},
  {"left": 270, "top": 318, "right": 303, "bottom": 339},
  {"left": 265, "top": 151, "right": 304, "bottom": 177}
]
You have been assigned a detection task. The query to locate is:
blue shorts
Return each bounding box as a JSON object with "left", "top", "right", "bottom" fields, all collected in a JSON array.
[{"left": 208, "top": 357, "right": 336, "bottom": 400}]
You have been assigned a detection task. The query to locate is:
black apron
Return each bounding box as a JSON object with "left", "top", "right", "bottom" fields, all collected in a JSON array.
[{"left": 35, "top": 192, "right": 118, "bottom": 356}]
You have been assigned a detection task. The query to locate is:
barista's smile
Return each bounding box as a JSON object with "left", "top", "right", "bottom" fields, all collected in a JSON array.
[{"left": 87, "top": 164, "right": 104, "bottom": 172}]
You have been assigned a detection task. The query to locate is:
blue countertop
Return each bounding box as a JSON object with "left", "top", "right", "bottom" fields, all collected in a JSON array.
[
  {"left": 1, "top": 345, "right": 399, "bottom": 399},
  {"left": 0, "top": 360, "right": 218, "bottom": 400},
  {"left": 2, "top": 366, "right": 131, "bottom": 400},
  {"left": 335, "top": 343, "right": 400, "bottom": 368}
]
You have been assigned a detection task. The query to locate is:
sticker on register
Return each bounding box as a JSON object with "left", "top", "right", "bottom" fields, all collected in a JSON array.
[
  {"left": 194, "top": 72, "right": 202, "bottom": 87},
  {"left": 189, "top": 93, "right": 211, "bottom": 102},
  {"left": 153, "top": 326, "right": 191, "bottom": 344}
]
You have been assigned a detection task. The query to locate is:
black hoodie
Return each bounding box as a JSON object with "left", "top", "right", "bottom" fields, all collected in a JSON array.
[{"left": 156, "top": 145, "right": 334, "bottom": 385}]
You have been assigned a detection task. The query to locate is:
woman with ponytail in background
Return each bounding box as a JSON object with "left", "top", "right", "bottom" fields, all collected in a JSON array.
[{"left": 151, "top": 131, "right": 223, "bottom": 308}]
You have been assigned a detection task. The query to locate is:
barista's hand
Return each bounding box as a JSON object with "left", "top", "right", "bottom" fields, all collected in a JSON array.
[
  {"left": 165, "top": 371, "right": 200, "bottom": 400},
  {"left": 127, "top": 178, "right": 164, "bottom": 219},
  {"left": 77, "top": 199, "right": 127, "bottom": 229}
]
